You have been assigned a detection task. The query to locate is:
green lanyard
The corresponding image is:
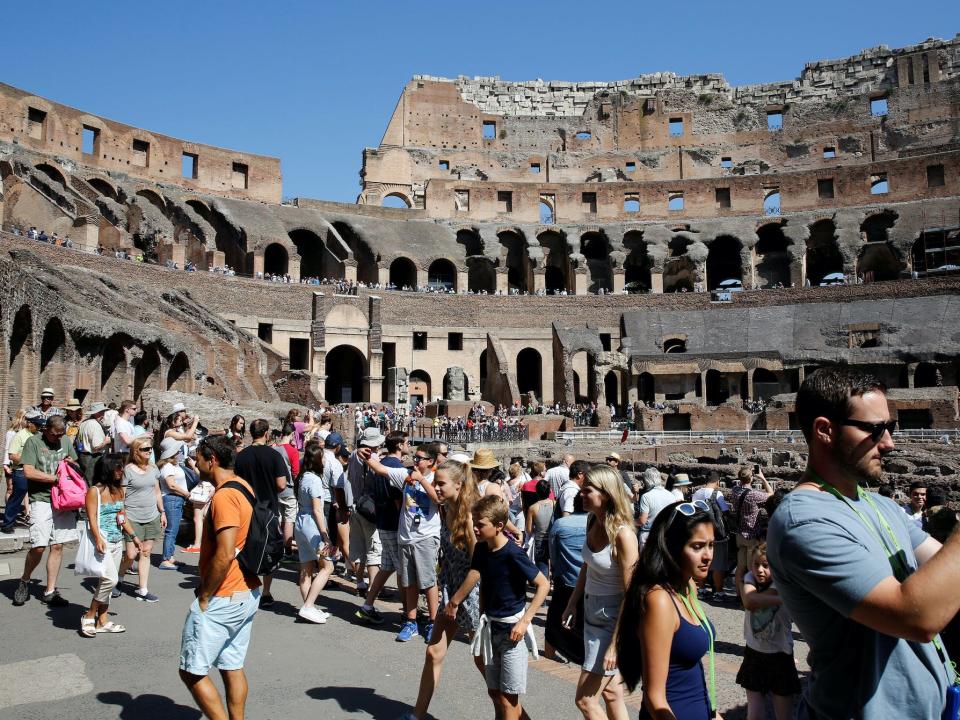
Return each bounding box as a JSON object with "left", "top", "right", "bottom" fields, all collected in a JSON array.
[
  {"left": 808, "top": 471, "right": 956, "bottom": 679},
  {"left": 678, "top": 587, "right": 716, "bottom": 713}
]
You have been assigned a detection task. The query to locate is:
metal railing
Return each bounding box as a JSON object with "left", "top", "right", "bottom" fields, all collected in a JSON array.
[
  {"left": 412, "top": 425, "right": 530, "bottom": 444},
  {"left": 555, "top": 428, "right": 960, "bottom": 445}
]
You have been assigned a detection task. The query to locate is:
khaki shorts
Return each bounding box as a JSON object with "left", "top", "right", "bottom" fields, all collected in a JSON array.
[
  {"left": 348, "top": 513, "right": 381, "bottom": 567},
  {"left": 379, "top": 530, "right": 400, "bottom": 574},
  {"left": 28, "top": 500, "right": 78, "bottom": 548},
  {"left": 737, "top": 537, "right": 762, "bottom": 571},
  {"left": 278, "top": 494, "right": 297, "bottom": 525},
  {"left": 124, "top": 515, "right": 163, "bottom": 542}
]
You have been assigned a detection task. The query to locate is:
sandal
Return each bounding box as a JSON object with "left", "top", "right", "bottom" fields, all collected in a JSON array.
[
  {"left": 96, "top": 621, "right": 126, "bottom": 634},
  {"left": 80, "top": 616, "right": 97, "bottom": 638}
]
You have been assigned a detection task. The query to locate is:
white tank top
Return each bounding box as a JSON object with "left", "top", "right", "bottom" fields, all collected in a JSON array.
[{"left": 582, "top": 527, "right": 626, "bottom": 596}]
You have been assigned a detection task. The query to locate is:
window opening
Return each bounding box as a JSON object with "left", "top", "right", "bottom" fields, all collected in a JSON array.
[
  {"left": 482, "top": 121, "right": 496, "bottom": 140},
  {"left": 182, "top": 152, "right": 198, "bottom": 179},
  {"left": 669, "top": 118, "right": 684, "bottom": 137}
]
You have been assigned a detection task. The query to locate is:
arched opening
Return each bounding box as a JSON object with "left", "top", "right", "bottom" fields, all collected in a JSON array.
[
  {"left": 263, "top": 243, "right": 289, "bottom": 276},
  {"left": 325, "top": 345, "right": 368, "bottom": 403},
  {"left": 35, "top": 163, "right": 66, "bottom": 187},
  {"left": 456, "top": 229, "right": 483, "bottom": 257},
  {"left": 604, "top": 371, "right": 619, "bottom": 412},
  {"left": 753, "top": 368, "right": 780, "bottom": 400},
  {"left": 539, "top": 201, "right": 555, "bottom": 225},
  {"left": 581, "top": 232, "right": 613, "bottom": 293},
  {"left": 858, "top": 243, "right": 904, "bottom": 282},
  {"left": 538, "top": 231, "right": 571, "bottom": 293},
  {"left": 861, "top": 211, "right": 898, "bottom": 245},
  {"left": 623, "top": 231, "right": 652, "bottom": 292},
  {"left": 167, "top": 352, "right": 192, "bottom": 392},
  {"left": 705, "top": 369, "right": 727, "bottom": 405},
  {"left": 134, "top": 345, "right": 162, "bottom": 401},
  {"left": 427, "top": 259, "right": 457, "bottom": 291},
  {"left": 573, "top": 370, "right": 581, "bottom": 400},
  {"left": 389, "top": 257, "right": 417, "bottom": 289},
  {"left": 806, "top": 220, "right": 844, "bottom": 286},
  {"left": 914, "top": 362, "right": 940, "bottom": 388},
  {"left": 467, "top": 257, "right": 496, "bottom": 293},
  {"left": 290, "top": 229, "right": 343, "bottom": 281},
  {"left": 706, "top": 235, "right": 743, "bottom": 291},
  {"left": 382, "top": 193, "right": 411, "bottom": 209},
  {"left": 664, "top": 237, "right": 695, "bottom": 293},
  {"left": 755, "top": 224, "right": 793, "bottom": 288},
  {"left": 516, "top": 348, "right": 542, "bottom": 400},
  {"left": 200, "top": 203, "right": 247, "bottom": 273},
  {"left": 87, "top": 177, "right": 119, "bottom": 201},
  {"left": 409, "top": 369, "right": 432, "bottom": 405},
  {"left": 498, "top": 230, "right": 530, "bottom": 292},
  {"left": 100, "top": 335, "right": 129, "bottom": 404},
  {"left": 638, "top": 372, "right": 655, "bottom": 404},
  {"left": 9, "top": 306, "right": 36, "bottom": 413},
  {"left": 571, "top": 351, "right": 592, "bottom": 403},
  {"left": 136, "top": 189, "right": 166, "bottom": 213},
  {"left": 663, "top": 338, "right": 687, "bottom": 353},
  {"left": 479, "top": 349, "right": 488, "bottom": 399},
  {"left": 763, "top": 190, "right": 781, "bottom": 216},
  {"left": 39, "top": 317, "right": 68, "bottom": 396},
  {"left": 332, "top": 222, "right": 378, "bottom": 284}
]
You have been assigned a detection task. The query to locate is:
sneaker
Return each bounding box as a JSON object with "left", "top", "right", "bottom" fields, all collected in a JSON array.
[
  {"left": 0, "top": 524, "right": 14, "bottom": 535},
  {"left": 297, "top": 606, "right": 327, "bottom": 624},
  {"left": 110, "top": 585, "right": 123, "bottom": 599},
  {"left": 396, "top": 620, "right": 419, "bottom": 642},
  {"left": 40, "top": 589, "right": 69, "bottom": 607},
  {"left": 422, "top": 622, "right": 434, "bottom": 643},
  {"left": 135, "top": 590, "right": 159, "bottom": 603},
  {"left": 260, "top": 593, "right": 274, "bottom": 608},
  {"left": 13, "top": 580, "right": 29, "bottom": 606},
  {"left": 356, "top": 580, "right": 369, "bottom": 595},
  {"left": 355, "top": 606, "right": 384, "bottom": 625},
  {"left": 182, "top": 546, "right": 201, "bottom": 554}
]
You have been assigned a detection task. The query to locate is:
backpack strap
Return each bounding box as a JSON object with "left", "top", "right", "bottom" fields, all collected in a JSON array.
[{"left": 223, "top": 480, "right": 256, "bottom": 506}]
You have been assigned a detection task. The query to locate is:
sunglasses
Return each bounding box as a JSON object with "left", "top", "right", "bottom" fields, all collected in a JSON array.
[
  {"left": 840, "top": 418, "right": 897, "bottom": 441},
  {"left": 138, "top": 446, "right": 153, "bottom": 452},
  {"left": 413, "top": 455, "right": 430, "bottom": 462},
  {"left": 666, "top": 499, "right": 710, "bottom": 527}
]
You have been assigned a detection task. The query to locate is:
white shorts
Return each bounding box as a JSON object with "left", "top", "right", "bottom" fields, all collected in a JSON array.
[
  {"left": 29, "top": 500, "right": 78, "bottom": 548},
  {"left": 348, "top": 513, "right": 381, "bottom": 567},
  {"left": 278, "top": 495, "right": 297, "bottom": 525}
]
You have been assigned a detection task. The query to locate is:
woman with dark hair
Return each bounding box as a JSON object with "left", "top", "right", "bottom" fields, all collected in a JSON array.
[
  {"left": 293, "top": 443, "right": 334, "bottom": 624},
  {"left": 617, "top": 500, "right": 718, "bottom": 720},
  {"left": 226, "top": 415, "right": 246, "bottom": 445},
  {"left": 524, "top": 479, "right": 554, "bottom": 577},
  {"left": 80, "top": 453, "right": 140, "bottom": 636}
]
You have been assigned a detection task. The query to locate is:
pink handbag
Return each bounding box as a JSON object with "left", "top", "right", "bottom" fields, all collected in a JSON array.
[{"left": 52, "top": 460, "right": 88, "bottom": 511}]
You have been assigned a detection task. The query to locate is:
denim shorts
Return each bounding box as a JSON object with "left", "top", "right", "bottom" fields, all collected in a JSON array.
[
  {"left": 179, "top": 588, "right": 261, "bottom": 675},
  {"left": 484, "top": 621, "right": 529, "bottom": 695}
]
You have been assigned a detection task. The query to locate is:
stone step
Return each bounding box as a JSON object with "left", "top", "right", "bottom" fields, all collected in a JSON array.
[{"left": 0, "top": 525, "right": 29, "bottom": 554}]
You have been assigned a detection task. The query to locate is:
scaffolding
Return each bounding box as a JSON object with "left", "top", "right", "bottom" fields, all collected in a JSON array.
[{"left": 914, "top": 206, "right": 960, "bottom": 275}]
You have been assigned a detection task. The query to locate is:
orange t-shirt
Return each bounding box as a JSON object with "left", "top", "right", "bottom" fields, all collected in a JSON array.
[{"left": 199, "top": 477, "right": 262, "bottom": 597}]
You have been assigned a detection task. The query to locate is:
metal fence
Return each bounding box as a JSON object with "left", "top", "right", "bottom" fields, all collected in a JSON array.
[
  {"left": 555, "top": 428, "right": 960, "bottom": 445},
  {"left": 412, "top": 425, "right": 530, "bottom": 444}
]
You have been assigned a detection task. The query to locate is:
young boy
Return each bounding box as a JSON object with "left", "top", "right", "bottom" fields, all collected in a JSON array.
[{"left": 446, "top": 496, "right": 549, "bottom": 720}]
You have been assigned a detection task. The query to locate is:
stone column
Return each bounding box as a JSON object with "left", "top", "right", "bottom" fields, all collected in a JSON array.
[
  {"left": 344, "top": 261, "right": 357, "bottom": 283},
  {"left": 574, "top": 270, "right": 589, "bottom": 295},
  {"left": 496, "top": 269, "right": 509, "bottom": 294},
  {"left": 416, "top": 268, "right": 428, "bottom": 289},
  {"left": 651, "top": 273, "right": 664, "bottom": 294},
  {"left": 907, "top": 362, "right": 918, "bottom": 389},
  {"left": 533, "top": 270, "right": 545, "bottom": 294},
  {"left": 700, "top": 370, "right": 708, "bottom": 406},
  {"left": 457, "top": 270, "right": 468, "bottom": 293},
  {"left": 746, "top": 368, "right": 755, "bottom": 401},
  {"left": 612, "top": 269, "right": 625, "bottom": 294},
  {"left": 205, "top": 250, "right": 225, "bottom": 271},
  {"left": 378, "top": 265, "right": 390, "bottom": 286},
  {"left": 251, "top": 252, "right": 264, "bottom": 277}
]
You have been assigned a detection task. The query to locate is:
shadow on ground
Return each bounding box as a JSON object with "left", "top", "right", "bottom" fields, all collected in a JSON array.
[
  {"left": 306, "top": 685, "right": 418, "bottom": 718},
  {"left": 97, "top": 691, "right": 201, "bottom": 719}
]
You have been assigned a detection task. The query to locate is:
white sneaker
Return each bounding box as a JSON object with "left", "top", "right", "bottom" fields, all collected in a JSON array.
[{"left": 298, "top": 606, "right": 327, "bottom": 624}]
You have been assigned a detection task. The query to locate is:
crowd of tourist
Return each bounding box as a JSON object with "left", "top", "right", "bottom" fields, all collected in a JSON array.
[{"left": 3, "top": 366, "right": 960, "bottom": 719}]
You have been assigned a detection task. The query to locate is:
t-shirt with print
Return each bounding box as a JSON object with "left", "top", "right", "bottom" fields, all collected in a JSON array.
[
  {"left": 234, "top": 444, "right": 287, "bottom": 512},
  {"left": 21, "top": 434, "right": 78, "bottom": 502},
  {"left": 160, "top": 463, "right": 188, "bottom": 498},
  {"left": 113, "top": 417, "right": 134, "bottom": 452},
  {"left": 471, "top": 539, "right": 541, "bottom": 619},
  {"left": 384, "top": 467, "right": 440, "bottom": 545},
  {"left": 767, "top": 488, "right": 952, "bottom": 719},
  {"left": 199, "top": 478, "right": 261, "bottom": 597},
  {"left": 742, "top": 572, "right": 793, "bottom": 655}
]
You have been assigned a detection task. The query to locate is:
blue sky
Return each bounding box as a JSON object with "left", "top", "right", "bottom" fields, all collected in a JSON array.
[{"left": 4, "top": 2, "right": 958, "bottom": 202}]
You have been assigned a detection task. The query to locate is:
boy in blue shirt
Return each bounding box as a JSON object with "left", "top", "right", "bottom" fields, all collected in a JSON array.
[{"left": 445, "top": 496, "right": 549, "bottom": 720}]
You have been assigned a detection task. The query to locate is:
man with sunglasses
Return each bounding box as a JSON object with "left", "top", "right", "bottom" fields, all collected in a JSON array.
[{"left": 767, "top": 367, "right": 955, "bottom": 720}]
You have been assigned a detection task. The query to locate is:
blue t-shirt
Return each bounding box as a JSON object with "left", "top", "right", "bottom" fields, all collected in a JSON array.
[
  {"left": 767, "top": 487, "right": 953, "bottom": 720},
  {"left": 549, "top": 512, "right": 588, "bottom": 587},
  {"left": 471, "top": 538, "right": 541, "bottom": 618}
]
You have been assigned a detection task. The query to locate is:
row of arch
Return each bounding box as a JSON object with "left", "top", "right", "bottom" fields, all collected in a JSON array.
[{"left": 6, "top": 304, "right": 193, "bottom": 413}]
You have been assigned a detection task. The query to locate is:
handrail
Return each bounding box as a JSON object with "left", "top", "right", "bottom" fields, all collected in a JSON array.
[{"left": 555, "top": 428, "right": 960, "bottom": 444}]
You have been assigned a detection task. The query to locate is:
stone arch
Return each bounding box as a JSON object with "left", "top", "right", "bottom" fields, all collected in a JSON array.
[
  {"left": 861, "top": 210, "right": 898, "bottom": 244},
  {"left": 538, "top": 230, "right": 572, "bottom": 293},
  {"left": 706, "top": 235, "right": 743, "bottom": 290},
  {"left": 467, "top": 257, "right": 496, "bottom": 293},
  {"left": 87, "top": 177, "right": 119, "bottom": 201},
  {"left": 753, "top": 367, "right": 780, "bottom": 400},
  {"left": 167, "top": 352, "right": 192, "bottom": 392},
  {"left": 516, "top": 348, "right": 542, "bottom": 400},
  {"left": 35, "top": 163, "right": 67, "bottom": 187},
  {"left": 331, "top": 221, "right": 378, "bottom": 284},
  {"left": 705, "top": 369, "right": 728, "bottom": 405},
  {"left": 623, "top": 230, "right": 652, "bottom": 292},
  {"left": 409, "top": 369, "right": 432, "bottom": 404},
  {"left": 289, "top": 228, "right": 343, "bottom": 281},
  {"left": 389, "top": 256, "right": 418, "bottom": 288},
  {"left": 456, "top": 228, "right": 483, "bottom": 257},
  {"left": 134, "top": 344, "right": 163, "bottom": 401},
  {"left": 263, "top": 243, "right": 289, "bottom": 276},
  {"left": 664, "top": 237, "right": 695, "bottom": 292},
  {"left": 571, "top": 350, "right": 593, "bottom": 403},
  {"left": 479, "top": 349, "right": 488, "bottom": 398},
  {"left": 915, "top": 362, "right": 940, "bottom": 388},
  {"left": 136, "top": 188, "right": 167, "bottom": 213},
  {"left": 755, "top": 223, "right": 793, "bottom": 288},
  {"left": 382, "top": 192, "right": 412, "bottom": 209},
  {"left": 580, "top": 231, "right": 612, "bottom": 293},
  {"left": 806, "top": 219, "right": 844, "bottom": 285},
  {"left": 427, "top": 258, "right": 457, "bottom": 291},
  {"left": 38, "top": 317, "right": 69, "bottom": 398},
  {"left": 604, "top": 371, "right": 619, "bottom": 411},
  {"left": 325, "top": 345, "right": 368, "bottom": 402},
  {"left": 8, "top": 305, "right": 37, "bottom": 413},
  {"left": 857, "top": 242, "right": 904, "bottom": 282},
  {"left": 637, "top": 372, "right": 655, "bottom": 404},
  {"left": 498, "top": 230, "right": 531, "bottom": 292},
  {"left": 100, "top": 334, "right": 130, "bottom": 404}
]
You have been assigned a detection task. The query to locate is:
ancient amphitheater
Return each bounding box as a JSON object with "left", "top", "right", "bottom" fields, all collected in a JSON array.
[{"left": 1, "top": 36, "right": 959, "bottom": 458}]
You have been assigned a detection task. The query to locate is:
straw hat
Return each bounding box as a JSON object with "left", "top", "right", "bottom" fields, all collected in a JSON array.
[
  {"left": 673, "top": 473, "right": 692, "bottom": 486},
  {"left": 469, "top": 448, "right": 500, "bottom": 470},
  {"left": 65, "top": 399, "right": 82, "bottom": 411}
]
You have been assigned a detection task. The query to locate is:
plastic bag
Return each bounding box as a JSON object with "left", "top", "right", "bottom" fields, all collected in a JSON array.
[{"left": 74, "top": 523, "right": 105, "bottom": 577}]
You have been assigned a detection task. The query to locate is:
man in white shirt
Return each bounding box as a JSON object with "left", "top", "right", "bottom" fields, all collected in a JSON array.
[
  {"left": 557, "top": 460, "right": 590, "bottom": 518},
  {"left": 112, "top": 400, "right": 136, "bottom": 452},
  {"left": 902, "top": 481, "right": 926, "bottom": 530},
  {"left": 76, "top": 402, "right": 111, "bottom": 483},
  {"left": 546, "top": 453, "right": 574, "bottom": 498},
  {"left": 637, "top": 467, "right": 675, "bottom": 546}
]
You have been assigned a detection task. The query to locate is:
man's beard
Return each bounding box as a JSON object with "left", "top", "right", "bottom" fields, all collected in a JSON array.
[{"left": 830, "top": 440, "right": 883, "bottom": 484}]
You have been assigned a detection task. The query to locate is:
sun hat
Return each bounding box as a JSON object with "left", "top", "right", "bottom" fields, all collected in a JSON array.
[
  {"left": 448, "top": 452, "right": 472, "bottom": 464},
  {"left": 469, "top": 448, "right": 500, "bottom": 470},
  {"left": 674, "top": 473, "right": 692, "bottom": 486},
  {"left": 606, "top": 451, "right": 622, "bottom": 462},
  {"left": 359, "top": 427, "right": 386, "bottom": 447},
  {"left": 159, "top": 438, "right": 181, "bottom": 461},
  {"left": 172, "top": 402, "right": 186, "bottom": 413},
  {"left": 88, "top": 402, "right": 108, "bottom": 415},
  {"left": 40, "top": 387, "right": 55, "bottom": 397},
  {"left": 65, "top": 399, "right": 82, "bottom": 410}
]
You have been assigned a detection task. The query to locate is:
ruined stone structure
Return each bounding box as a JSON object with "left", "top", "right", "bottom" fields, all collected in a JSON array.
[{"left": 1, "top": 36, "right": 959, "bottom": 433}]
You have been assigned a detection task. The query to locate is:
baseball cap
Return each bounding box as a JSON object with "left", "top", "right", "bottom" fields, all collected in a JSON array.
[{"left": 325, "top": 432, "right": 344, "bottom": 449}]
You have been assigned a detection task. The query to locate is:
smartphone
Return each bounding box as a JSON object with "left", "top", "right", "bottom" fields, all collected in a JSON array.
[{"left": 754, "top": 464, "right": 760, "bottom": 474}]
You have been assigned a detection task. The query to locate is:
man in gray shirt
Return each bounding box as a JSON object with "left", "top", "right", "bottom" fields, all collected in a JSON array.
[{"left": 767, "top": 367, "right": 955, "bottom": 719}]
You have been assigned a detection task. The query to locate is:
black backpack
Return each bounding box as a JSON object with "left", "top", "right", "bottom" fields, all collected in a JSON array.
[
  {"left": 223, "top": 480, "right": 284, "bottom": 578},
  {"left": 706, "top": 489, "right": 730, "bottom": 541}
]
